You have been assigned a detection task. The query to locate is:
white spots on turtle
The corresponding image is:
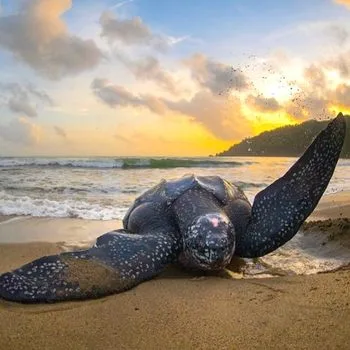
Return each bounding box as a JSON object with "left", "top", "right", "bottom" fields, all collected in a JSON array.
[{"left": 241, "top": 116, "right": 345, "bottom": 257}]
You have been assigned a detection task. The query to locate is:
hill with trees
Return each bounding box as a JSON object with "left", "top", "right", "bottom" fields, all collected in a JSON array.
[{"left": 216, "top": 116, "right": 350, "bottom": 158}]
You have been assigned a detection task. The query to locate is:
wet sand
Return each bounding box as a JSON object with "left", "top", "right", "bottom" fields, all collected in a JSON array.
[
  {"left": 0, "top": 192, "right": 349, "bottom": 349},
  {"left": 0, "top": 216, "right": 121, "bottom": 245},
  {"left": 310, "top": 191, "right": 350, "bottom": 220}
]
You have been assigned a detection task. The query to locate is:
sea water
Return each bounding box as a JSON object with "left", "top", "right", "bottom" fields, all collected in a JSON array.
[
  {"left": 0, "top": 156, "right": 349, "bottom": 275},
  {"left": 1, "top": 156, "right": 349, "bottom": 220}
]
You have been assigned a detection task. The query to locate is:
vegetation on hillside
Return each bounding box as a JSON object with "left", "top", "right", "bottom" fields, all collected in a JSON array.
[{"left": 216, "top": 116, "right": 350, "bottom": 158}]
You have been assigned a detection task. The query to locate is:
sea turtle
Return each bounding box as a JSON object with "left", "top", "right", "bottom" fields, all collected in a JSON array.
[{"left": 0, "top": 113, "right": 346, "bottom": 303}]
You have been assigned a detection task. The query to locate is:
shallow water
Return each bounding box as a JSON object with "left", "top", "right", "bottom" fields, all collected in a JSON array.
[{"left": 242, "top": 229, "right": 350, "bottom": 277}]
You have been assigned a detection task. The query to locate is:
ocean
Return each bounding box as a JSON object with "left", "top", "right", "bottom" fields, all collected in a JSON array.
[
  {"left": 0, "top": 156, "right": 349, "bottom": 276},
  {"left": 1, "top": 156, "right": 349, "bottom": 220}
]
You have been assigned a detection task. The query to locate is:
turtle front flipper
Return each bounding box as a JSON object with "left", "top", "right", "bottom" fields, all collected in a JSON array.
[
  {"left": 0, "top": 230, "right": 180, "bottom": 303},
  {"left": 235, "top": 113, "right": 346, "bottom": 258}
]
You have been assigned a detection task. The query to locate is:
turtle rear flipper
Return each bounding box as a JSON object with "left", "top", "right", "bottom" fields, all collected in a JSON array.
[
  {"left": 0, "top": 230, "right": 180, "bottom": 303},
  {"left": 235, "top": 113, "right": 346, "bottom": 258}
]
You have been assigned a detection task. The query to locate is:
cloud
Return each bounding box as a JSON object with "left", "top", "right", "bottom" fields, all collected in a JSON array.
[
  {"left": 283, "top": 50, "right": 350, "bottom": 119},
  {"left": 141, "top": 95, "right": 168, "bottom": 114},
  {"left": 0, "top": 0, "right": 103, "bottom": 79},
  {"left": 167, "top": 35, "right": 189, "bottom": 46},
  {"left": 92, "top": 77, "right": 251, "bottom": 140},
  {"left": 114, "top": 133, "right": 131, "bottom": 143},
  {"left": 91, "top": 78, "right": 167, "bottom": 114},
  {"left": 0, "top": 118, "right": 42, "bottom": 145},
  {"left": 54, "top": 126, "right": 67, "bottom": 138},
  {"left": 334, "top": 0, "right": 350, "bottom": 9},
  {"left": 303, "top": 64, "right": 327, "bottom": 89},
  {"left": 99, "top": 11, "right": 168, "bottom": 50},
  {"left": 26, "top": 84, "right": 54, "bottom": 106},
  {"left": 91, "top": 78, "right": 141, "bottom": 107},
  {"left": 326, "top": 24, "right": 349, "bottom": 45},
  {"left": 109, "top": 0, "right": 134, "bottom": 10},
  {"left": 246, "top": 95, "right": 281, "bottom": 112},
  {"left": 285, "top": 64, "right": 331, "bottom": 120},
  {"left": 117, "top": 55, "right": 179, "bottom": 94},
  {"left": 286, "top": 95, "right": 330, "bottom": 120},
  {"left": 184, "top": 54, "right": 249, "bottom": 95},
  {"left": 0, "top": 82, "right": 53, "bottom": 117},
  {"left": 165, "top": 91, "right": 251, "bottom": 140},
  {"left": 325, "top": 50, "right": 350, "bottom": 78},
  {"left": 8, "top": 97, "right": 37, "bottom": 117},
  {"left": 332, "top": 83, "right": 350, "bottom": 107}
]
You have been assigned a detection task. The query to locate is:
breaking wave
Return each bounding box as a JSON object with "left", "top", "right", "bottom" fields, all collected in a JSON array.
[
  {"left": 0, "top": 157, "right": 252, "bottom": 169},
  {"left": 0, "top": 191, "right": 127, "bottom": 220}
]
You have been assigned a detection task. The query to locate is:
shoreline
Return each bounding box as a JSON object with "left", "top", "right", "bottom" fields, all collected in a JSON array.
[
  {"left": 1, "top": 190, "right": 349, "bottom": 276},
  {"left": 0, "top": 215, "right": 121, "bottom": 245},
  {"left": 0, "top": 191, "right": 349, "bottom": 245}
]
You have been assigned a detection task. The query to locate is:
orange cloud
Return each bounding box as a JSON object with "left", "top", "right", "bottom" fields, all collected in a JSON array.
[
  {"left": 332, "top": 83, "right": 350, "bottom": 108},
  {"left": 334, "top": 0, "right": 350, "bottom": 8},
  {"left": 166, "top": 92, "right": 252, "bottom": 140},
  {"left": 91, "top": 77, "right": 252, "bottom": 141}
]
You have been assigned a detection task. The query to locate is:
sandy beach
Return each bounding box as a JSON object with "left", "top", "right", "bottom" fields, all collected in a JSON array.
[{"left": 0, "top": 192, "right": 349, "bottom": 350}]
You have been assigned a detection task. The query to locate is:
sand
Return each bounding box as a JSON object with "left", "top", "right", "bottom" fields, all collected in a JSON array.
[
  {"left": 0, "top": 216, "right": 121, "bottom": 245},
  {"left": 310, "top": 191, "right": 350, "bottom": 220},
  {"left": 0, "top": 192, "right": 350, "bottom": 350}
]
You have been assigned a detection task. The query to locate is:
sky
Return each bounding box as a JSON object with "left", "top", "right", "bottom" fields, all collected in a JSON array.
[{"left": 0, "top": 0, "right": 350, "bottom": 156}]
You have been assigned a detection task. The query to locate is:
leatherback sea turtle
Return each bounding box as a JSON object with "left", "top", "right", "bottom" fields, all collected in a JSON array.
[{"left": 0, "top": 114, "right": 346, "bottom": 303}]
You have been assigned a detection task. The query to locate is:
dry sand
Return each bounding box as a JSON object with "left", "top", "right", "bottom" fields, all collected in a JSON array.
[{"left": 0, "top": 192, "right": 349, "bottom": 349}]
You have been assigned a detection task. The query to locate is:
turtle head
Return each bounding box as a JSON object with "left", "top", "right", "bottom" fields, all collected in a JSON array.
[{"left": 182, "top": 213, "right": 235, "bottom": 270}]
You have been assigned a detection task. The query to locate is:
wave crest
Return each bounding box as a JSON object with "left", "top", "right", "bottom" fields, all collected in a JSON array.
[
  {"left": 0, "top": 157, "right": 252, "bottom": 169},
  {"left": 0, "top": 191, "right": 127, "bottom": 220}
]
